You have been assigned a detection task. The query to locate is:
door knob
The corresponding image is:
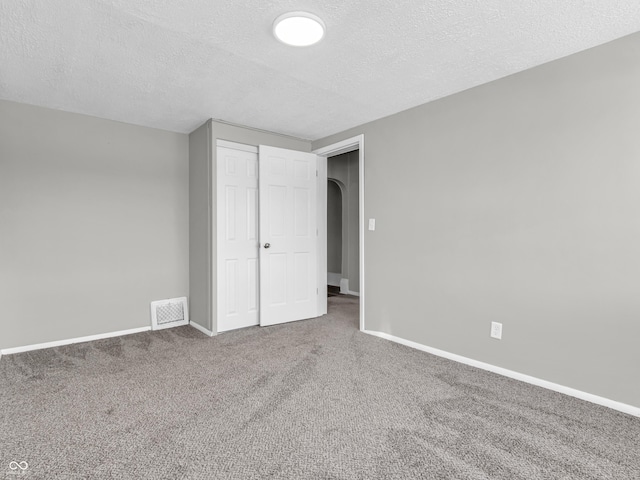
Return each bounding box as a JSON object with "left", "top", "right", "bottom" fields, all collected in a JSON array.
[{"left": 264, "top": 243, "right": 271, "bottom": 249}]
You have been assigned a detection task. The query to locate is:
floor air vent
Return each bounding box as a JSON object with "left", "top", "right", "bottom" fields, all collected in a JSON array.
[{"left": 150, "top": 297, "right": 189, "bottom": 330}]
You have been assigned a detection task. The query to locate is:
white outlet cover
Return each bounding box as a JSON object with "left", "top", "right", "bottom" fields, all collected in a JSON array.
[{"left": 491, "top": 322, "right": 503, "bottom": 340}]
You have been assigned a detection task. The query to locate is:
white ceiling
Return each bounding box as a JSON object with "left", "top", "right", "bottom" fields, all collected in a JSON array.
[{"left": 1, "top": 1, "right": 640, "bottom": 140}]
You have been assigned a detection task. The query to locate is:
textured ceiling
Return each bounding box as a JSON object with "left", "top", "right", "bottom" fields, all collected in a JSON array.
[{"left": 1, "top": 1, "right": 640, "bottom": 140}]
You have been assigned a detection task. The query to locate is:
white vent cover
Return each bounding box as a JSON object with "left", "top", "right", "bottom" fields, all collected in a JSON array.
[{"left": 150, "top": 297, "right": 189, "bottom": 330}]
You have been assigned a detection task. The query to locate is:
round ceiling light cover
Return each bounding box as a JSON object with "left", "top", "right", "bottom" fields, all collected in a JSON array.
[{"left": 273, "top": 12, "right": 325, "bottom": 47}]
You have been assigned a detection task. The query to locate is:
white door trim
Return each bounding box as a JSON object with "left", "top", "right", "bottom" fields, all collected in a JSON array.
[
  {"left": 216, "top": 139, "right": 258, "bottom": 154},
  {"left": 313, "top": 134, "right": 365, "bottom": 331},
  {"left": 317, "top": 155, "right": 328, "bottom": 315}
]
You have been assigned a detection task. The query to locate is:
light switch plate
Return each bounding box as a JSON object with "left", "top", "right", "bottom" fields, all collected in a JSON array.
[{"left": 368, "top": 218, "right": 376, "bottom": 231}]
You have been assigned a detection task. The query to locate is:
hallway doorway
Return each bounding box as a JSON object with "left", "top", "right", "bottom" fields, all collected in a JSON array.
[
  {"left": 313, "top": 135, "right": 365, "bottom": 330},
  {"left": 327, "top": 151, "right": 359, "bottom": 297}
]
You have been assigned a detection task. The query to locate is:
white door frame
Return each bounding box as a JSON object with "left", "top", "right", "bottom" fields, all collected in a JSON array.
[{"left": 313, "top": 135, "right": 365, "bottom": 331}]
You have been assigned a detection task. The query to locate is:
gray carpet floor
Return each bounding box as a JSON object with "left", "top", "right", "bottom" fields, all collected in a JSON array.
[{"left": 1, "top": 295, "right": 639, "bottom": 479}]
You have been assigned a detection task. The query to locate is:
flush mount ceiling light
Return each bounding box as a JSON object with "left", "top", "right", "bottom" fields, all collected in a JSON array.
[{"left": 273, "top": 12, "right": 325, "bottom": 47}]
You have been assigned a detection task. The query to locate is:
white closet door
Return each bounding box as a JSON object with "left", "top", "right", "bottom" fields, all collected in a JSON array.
[
  {"left": 217, "top": 145, "right": 260, "bottom": 332},
  {"left": 259, "top": 145, "right": 318, "bottom": 327}
]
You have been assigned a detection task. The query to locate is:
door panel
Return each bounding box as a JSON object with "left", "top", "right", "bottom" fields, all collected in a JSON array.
[
  {"left": 217, "top": 146, "right": 260, "bottom": 332},
  {"left": 268, "top": 185, "right": 287, "bottom": 237},
  {"left": 247, "top": 188, "right": 258, "bottom": 241},
  {"left": 268, "top": 253, "right": 287, "bottom": 306},
  {"left": 259, "top": 145, "right": 319, "bottom": 326},
  {"left": 294, "top": 252, "right": 310, "bottom": 302}
]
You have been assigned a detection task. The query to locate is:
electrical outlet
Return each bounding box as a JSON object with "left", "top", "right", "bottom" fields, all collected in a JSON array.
[{"left": 491, "top": 322, "right": 502, "bottom": 340}]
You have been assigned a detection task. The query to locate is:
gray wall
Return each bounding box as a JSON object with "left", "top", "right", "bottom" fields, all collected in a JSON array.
[
  {"left": 0, "top": 100, "right": 189, "bottom": 350},
  {"left": 189, "top": 121, "right": 213, "bottom": 333},
  {"left": 313, "top": 32, "right": 640, "bottom": 408},
  {"left": 188, "top": 120, "right": 311, "bottom": 333},
  {"left": 327, "top": 180, "right": 342, "bottom": 274},
  {"left": 328, "top": 151, "right": 360, "bottom": 293}
]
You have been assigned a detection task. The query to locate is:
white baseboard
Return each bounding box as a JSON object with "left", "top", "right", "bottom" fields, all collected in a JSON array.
[
  {"left": 0, "top": 326, "right": 151, "bottom": 356},
  {"left": 346, "top": 290, "right": 360, "bottom": 297},
  {"left": 363, "top": 330, "right": 640, "bottom": 418},
  {"left": 190, "top": 321, "right": 215, "bottom": 337},
  {"left": 340, "top": 278, "right": 349, "bottom": 294}
]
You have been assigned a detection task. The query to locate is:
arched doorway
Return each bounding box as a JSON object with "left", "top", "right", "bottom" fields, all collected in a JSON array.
[{"left": 327, "top": 179, "right": 344, "bottom": 295}]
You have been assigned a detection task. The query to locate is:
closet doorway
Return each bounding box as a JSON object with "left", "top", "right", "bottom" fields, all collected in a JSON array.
[{"left": 216, "top": 141, "right": 323, "bottom": 332}]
